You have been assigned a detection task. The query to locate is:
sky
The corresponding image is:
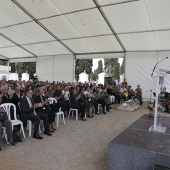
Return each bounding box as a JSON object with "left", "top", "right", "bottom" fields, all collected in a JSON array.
[{"left": 92, "top": 58, "right": 123, "bottom": 72}]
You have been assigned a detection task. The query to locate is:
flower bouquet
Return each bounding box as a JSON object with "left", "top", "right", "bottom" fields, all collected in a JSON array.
[{"left": 147, "top": 101, "right": 162, "bottom": 117}]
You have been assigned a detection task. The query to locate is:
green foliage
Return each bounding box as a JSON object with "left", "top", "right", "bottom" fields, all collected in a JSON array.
[
  {"left": 120, "top": 58, "right": 125, "bottom": 75},
  {"left": 90, "top": 60, "right": 103, "bottom": 81},
  {"left": 0, "top": 60, "right": 36, "bottom": 78},
  {"left": 0, "top": 60, "right": 7, "bottom": 65},
  {"left": 15, "top": 62, "right": 36, "bottom": 78},
  {"left": 97, "top": 60, "right": 103, "bottom": 73},
  {"left": 104, "top": 58, "right": 120, "bottom": 79},
  {"left": 90, "top": 69, "right": 99, "bottom": 81},
  {"left": 75, "top": 59, "right": 93, "bottom": 81}
]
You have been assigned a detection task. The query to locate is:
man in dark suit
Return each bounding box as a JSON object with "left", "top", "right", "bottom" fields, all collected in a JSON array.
[
  {"left": 20, "top": 89, "right": 52, "bottom": 140},
  {"left": 11, "top": 85, "right": 22, "bottom": 119},
  {"left": 1, "top": 85, "right": 12, "bottom": 103}
]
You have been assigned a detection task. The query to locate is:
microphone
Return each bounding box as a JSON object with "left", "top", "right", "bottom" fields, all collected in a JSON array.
[{"left": 151, "top": 57, "right": 168, "bottom": 76}]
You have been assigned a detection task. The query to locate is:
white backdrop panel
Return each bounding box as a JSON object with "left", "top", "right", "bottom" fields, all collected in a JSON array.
[
  {"left": 54, "top": 55, "right": 74, "bottom": 82},
  {"left": 125, "top": 52, "right": 157, "bottom": 100},
  {"left": 36, "top": 55, "right": 74, "bottom": 82},
  {"left": 36, "top": 56, "right": 54, "bottom": 82}
]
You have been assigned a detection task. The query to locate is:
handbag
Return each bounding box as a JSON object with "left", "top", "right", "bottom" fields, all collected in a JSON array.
[{"left": 0, "top": 112, "right": 7, "bottom": 122}]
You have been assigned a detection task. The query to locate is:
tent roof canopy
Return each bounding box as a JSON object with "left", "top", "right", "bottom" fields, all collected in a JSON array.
[{"left": 0, "top": 0, "right": 170, "bottom": 61}]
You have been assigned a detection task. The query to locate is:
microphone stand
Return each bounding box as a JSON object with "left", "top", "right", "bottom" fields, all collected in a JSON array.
[
  {"left": 151, "top": 57, "right": 168, "bottom": 77},
  {"left": 146, "top": 88, "right": 155, "bottom": 102}
]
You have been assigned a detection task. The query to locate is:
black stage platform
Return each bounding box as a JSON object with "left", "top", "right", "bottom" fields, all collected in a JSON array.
[{"left": 108, "top": 114, "right": 170, "bottom": 170}]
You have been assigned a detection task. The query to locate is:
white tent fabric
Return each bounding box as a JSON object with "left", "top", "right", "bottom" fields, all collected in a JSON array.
[
  {"left": 0, "top": 0, "right": 170, "bottom": 99},
  {"left": 125, "top": 52, "right": 170, "bottom": 100},
  {"left": 1, "top": 0, "right": 170, "bottom": 58},
  {"left": 36, "top": 55, "right": 74, "bottom": 82}
]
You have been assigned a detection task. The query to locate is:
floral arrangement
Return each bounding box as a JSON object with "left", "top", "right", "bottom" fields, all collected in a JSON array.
[
  {"left": 147, "top": 101, "right": 155, "bottom": 110},
  {"left": 147, "top": 101, "right": 163, "bottom": 115}
]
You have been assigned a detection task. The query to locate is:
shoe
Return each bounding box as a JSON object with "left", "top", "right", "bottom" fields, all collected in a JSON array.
[
  {"left": 33, "top": 134, "right": 43, "bottom": 140},
  {"left": 44, "top": 131, "right": 52, "bottom": 136},
  {"left": 95, "top": 112, "right": 100, "bottom": 115},
  {"left": 48, "top": 129, "right": 54, "bottom": 133},
  {"left": 81, "top": 118, "right": 86, "bottom": 121},
  {"left": 106, "top": 109, "right": 110, "bottom": 112},
  {"left": 8, "top": 141, "right": 15, "bottom": 147},
  {"left": 52, "top": 128, "right": 56, "bottom": 131},
  {"left": 103, "top": 112, "right": 107, "bottom": 114},
  {"left": 88, "top": 115, "right": 93, "bottom": 118}
]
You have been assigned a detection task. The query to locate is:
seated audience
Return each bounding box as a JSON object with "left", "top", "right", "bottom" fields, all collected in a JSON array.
[
  {"left": 53, "top": 85, "right": 68, "bottom": 113},
  {"left": 35, "top": 88, "right": 56, "bottom": 132},
  {"left": 93, "top": 87, "right": 109, "bottom": 114},
  {"left": 69, "top": 87, "right": 86, "bottom": 121},
  {"left": 20, "top": 89, "right": 52, "bottom": 140}
]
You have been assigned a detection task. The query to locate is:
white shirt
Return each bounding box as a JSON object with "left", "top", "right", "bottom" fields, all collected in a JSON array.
[{"left": 63, "top": 91, "right": 70, "bottom": 101}]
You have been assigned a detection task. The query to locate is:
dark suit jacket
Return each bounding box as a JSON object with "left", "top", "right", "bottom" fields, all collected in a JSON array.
[
  {"left": 1, "top": 94, "right": 11, "bottom": 103},
  {"left": 12, "top": 92, "right": 21, "bottom": 109},
  {"left": 69, "top": 93, "right": 79, "bottom": 108},
  {"left": 35, "top": 95, "right": 49, "bottom": 112},
  {"left": 0, "top": 96, "right": 7, "bottom": 105},
  {"left": 20, "top": 96, "right": 35, "bottom": 127}
]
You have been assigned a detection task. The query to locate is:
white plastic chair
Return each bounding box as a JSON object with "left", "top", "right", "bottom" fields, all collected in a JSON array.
[
  {"left": 48, "top": 98, "right": 65, "bottom": 127},
  {"left": 26, "top": 120, "right": 43, "bottom": 137},
  {"left": 18, "top": 103, "right": 43, "bottom": 137},
  {"left": 68, "top": 108, "right": 78, "bottom": 120},
  {"left": 1, "top": 103, "right": 25, "bottom": 138},
  {"left": 98, "top": 104, "right": 106, "bottom": 113}
]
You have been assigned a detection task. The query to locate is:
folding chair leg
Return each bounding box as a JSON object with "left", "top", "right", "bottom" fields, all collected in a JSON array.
[
  {"left": 62, "top": 114, "right": 65, "bottom": 125},
  {"left": 68, "top": 110, "right": 71, "bottom": 119},
  {"left": 20, "top": 123, "right": 25, "bottom": 138},
  {"left": 29, "top": 121, "right": 32, "bottom": 137},
  {"left": 76, "top": 110, "right": 78, "bottom": 121}
]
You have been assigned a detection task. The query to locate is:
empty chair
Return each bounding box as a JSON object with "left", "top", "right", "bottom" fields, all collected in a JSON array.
[
  {"left": 98, "top": 104, "right": 106, "bottom": 113},
  {"left": 48, "top": 98, "right": 65, "bottom": 127},
  {"left": 68, "top": 108, "right": 79, "bottom": 121}
]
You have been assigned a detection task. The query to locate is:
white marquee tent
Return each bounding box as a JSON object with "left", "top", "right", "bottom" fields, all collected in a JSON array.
[{"left": 0, "top": 0, "right": 170, "bottom": 99}]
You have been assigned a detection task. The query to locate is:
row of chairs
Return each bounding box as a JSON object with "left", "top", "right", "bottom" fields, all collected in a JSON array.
[
  {"left": 0, "top": 98, "right": 65, "bottom": 142},
  {"left": 1, "top": 98, "right": 106, "bottom": 143},
  {"left": 68, "top": 104, "right": 106, "bottom": 121}
]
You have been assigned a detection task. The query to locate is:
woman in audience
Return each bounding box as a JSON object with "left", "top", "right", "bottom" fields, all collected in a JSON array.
[
  {"left": 69, "top": 87, "right": 87, "bottom": 121},
  {"left": 46, "top": 86, "right": 53, "bottom": 98},
  {"left": 107, "top": 85, "right": 115, "bottom": 104},
  {"left": 35, "top": 88, "right": 56, "bottom": 132},
  {"left": 84, "top": 86, "right": 94, "bottom": 118}
]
